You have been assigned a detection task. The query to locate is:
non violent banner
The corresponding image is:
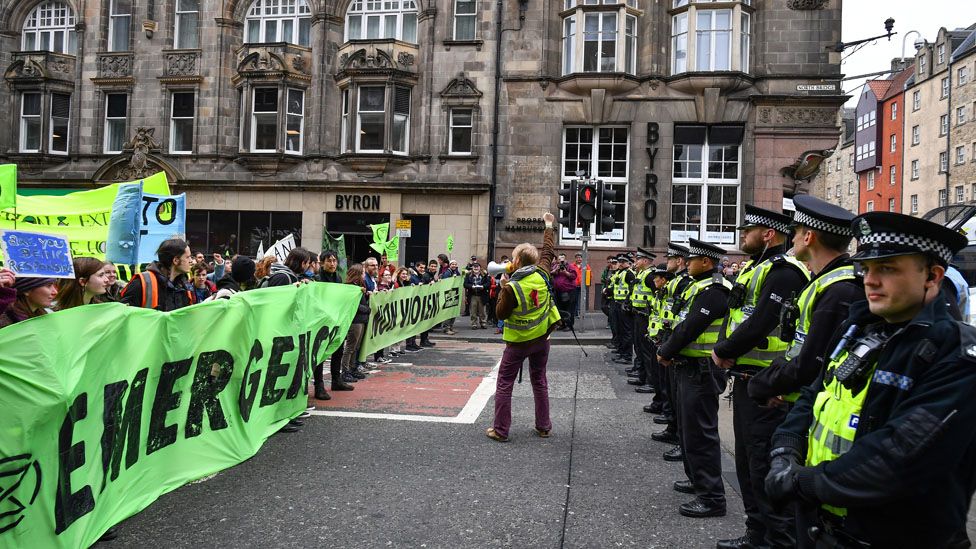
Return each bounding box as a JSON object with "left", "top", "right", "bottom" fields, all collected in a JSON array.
[
  {"left": 358, "top": 277, "right": 463, "bottom": 360},
  {"left": 0, "top": 283, "right": 361, "bottom": 548},
  {"left": 0, "top": 171, "right": 171, "bottom": 261}
]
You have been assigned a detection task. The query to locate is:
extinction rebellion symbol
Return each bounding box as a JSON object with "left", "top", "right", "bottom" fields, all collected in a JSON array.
[{"left": 0, "top": 454, "right": 42, "bottom": 534}]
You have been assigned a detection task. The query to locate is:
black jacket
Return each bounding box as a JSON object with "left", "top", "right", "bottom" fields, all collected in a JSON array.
[
  {"left": 714, "top": 244, "right": 809, "bottom": 360},
  {"left": 658, "top": 269, "right": 730, "bottom": 360},
  {"left": 464, "top": 272, "right": 489, "bottom": 299},
  {"left": 119, "top": 262, "right": 193, "bottom": 312},
  {"left": 748, "top": 254, "right": 864, "bottom": 401},
  {"left": 351, "top": 286, "right": 370, "bottom": 324},
  {"left": 773, "top": 292, "right": 976, "bottom": 548},
  {"left": 317, "top": 270, "right": 342, "bottom": 283},
  {"left": 266, "top": 263, "right": 300, "bottom": 287}
]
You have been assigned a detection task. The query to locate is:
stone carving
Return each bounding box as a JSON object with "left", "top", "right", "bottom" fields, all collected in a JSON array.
[
  {"left": 787, "top": 0, "right": 829, "bottom": 9},
  {"left": 292, "top": 55, "right": 309, "bottom": 74},
  {"left": 165, "top": 52, "right": 198, "bottom": 76},
  {"left": 50, "top": 58, "right": 71, "bottom": 75},
  {"left": 397, "top": 52, "right": 415, "bottom": 66},
  {"left": 441, "top": 72, "right": 483, "bottom": 98},
  {"left": 758, "top": 107, "right": 773, "bottom": 124},
  {"left": 98, "top": 54, "right": 132, "bottom": 78},
  {"left": 781, "top": 148, "right": 835, "bottom": 182},
  {"left": 237, "top": 50, "right": 284, "bottom": 73},
  {"left": 341, "top": 48, "right": 395, "bottom": 70},
  {"left": 115, "top": 128, "right": 161, "bottom": 181},
  {"left": 776, "top": 107, "right": 836, "bottom": 126},
  {"left": 5, "top": 54, "right": 75, "bottom": 82},
  {"left": 18, "top": 60, "right": 43, "bottom": 78}
]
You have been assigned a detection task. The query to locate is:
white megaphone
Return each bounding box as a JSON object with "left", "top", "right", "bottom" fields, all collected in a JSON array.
[{"left": 487, "top": 261, "right": 514, "bottom": 277}]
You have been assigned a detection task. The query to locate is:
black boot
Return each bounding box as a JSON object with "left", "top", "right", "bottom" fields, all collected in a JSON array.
[
  {"left": 332, "top": 379, "right": 355, "bottom": 391},
  {"left": 314, "top": 385, "right": 331, "bottom": 400}
]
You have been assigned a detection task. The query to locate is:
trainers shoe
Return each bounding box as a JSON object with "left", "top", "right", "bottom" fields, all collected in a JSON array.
[
  {"left": 404, "top": 345, "right": 422, "bottom": 353},
  {"left": 534, "top": 428, "right": 551, "bottom": 438},
  {"left": 376, "top": 357, "right": 392, "bottom": 364},
  {"left": 298, "top": 411, "right": 311, "bottom": 419},
  {"left": 485, "top": 428, "right": 509, "bottom": 442},
  {"left": 420, "top": 340, "right": 436, "bottom": 347}
]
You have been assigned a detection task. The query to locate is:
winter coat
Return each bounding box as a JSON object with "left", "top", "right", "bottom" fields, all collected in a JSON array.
[
  {"left": 205, "top": 275, "right": 245, "bottom": 301},
  {"left": 464, "top": 273, "right": 490, "bottom": 299},
  {"left": 264, "top": 263, "right": 300, "bottom": 287},
  {"left": 119, "top": 262, "right": 194, "bottom": 312}
]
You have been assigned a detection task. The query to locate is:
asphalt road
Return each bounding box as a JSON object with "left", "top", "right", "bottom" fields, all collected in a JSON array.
[{"left": 113, "top": 341, "right": 748, "bottom": 548}]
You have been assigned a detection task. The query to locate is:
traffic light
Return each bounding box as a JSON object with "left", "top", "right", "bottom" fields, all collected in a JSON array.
[
  {"left": 595, "top": 180, "right": 617, "bottom": 235},
  {"left": 578, "top": 183, "right": 597, "bottom": 224},
  {"left": 557, "top": 179, "right": 579, "bottom": 231}
]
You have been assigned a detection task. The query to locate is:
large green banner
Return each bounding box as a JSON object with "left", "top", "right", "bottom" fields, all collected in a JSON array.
[
  {"left": 358, "top": 277, "right": 463, "bottom": 360},
  {"left": 0, "top": 283, "right": 360, "bottom": 548}
]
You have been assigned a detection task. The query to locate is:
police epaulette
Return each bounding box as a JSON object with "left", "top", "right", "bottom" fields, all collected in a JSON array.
[
  {"left": 955, "top": 321, "right": 976, "bottom": 364},
  {"left": 711, "top": 273, "right": 725, "bottom": 285},
  {"left": 771, "top": 254, "right": 787, "bottom": 264}
]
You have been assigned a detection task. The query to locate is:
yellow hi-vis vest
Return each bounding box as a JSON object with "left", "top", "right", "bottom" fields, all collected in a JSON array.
[
  {"left": 503, "top": 267, "right": 562, "bottom": 343},
  {"left": 653, "top": 273, "right": 687, "bottom": 335},
  {"left": 725, "top": 255, "right": 810, "bottom": 367},
  {"left": 806, "top": 349, "right": 874, "bottom": 518},
  {"left": 647, "top": 289, "right": 665, "bottom": 337},
  {"left": 784, "top": 265, "right": 857, "bottom": 361},
  {"left": 613, "top": 269, "right": 633, "bottom": 301},
  {"left": 630, "top": 268, "right": 654, "bottom": 310},
  {"left": 676, "top": 273, "right": 733, "bottom": 358}
]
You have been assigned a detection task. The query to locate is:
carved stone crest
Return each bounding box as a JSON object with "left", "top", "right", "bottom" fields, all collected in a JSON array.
[
  {"left": 98, "top": 54, "right": 132, "bottom": 78},
  {"left": 341, "top": 48, "right": 396, "bottom": 70},
  {"left": 166, "top": 52, "right": 198, "bottom": 76},
  {"left": 238, "top": 51, "right": 284, "bottom": 73},
  {"left": 115, "top": 128, "right": 162, "bottom": 180},
  {"left": 787, "top": 0, "right": 829, "bottom": 9},
  {"left": 441, "top": 72, "right": 483, "bottom": 98},
  {"left": 292, "top": 55, "right": 309, "bottom": 74},
  {"left": 397, "top": 52, "right": 415, "bottom": 66}
]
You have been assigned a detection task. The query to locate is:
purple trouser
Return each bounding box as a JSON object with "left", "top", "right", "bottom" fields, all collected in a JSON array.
[{"left": 492, "top": 338, "right": 552, "bottom": 438}]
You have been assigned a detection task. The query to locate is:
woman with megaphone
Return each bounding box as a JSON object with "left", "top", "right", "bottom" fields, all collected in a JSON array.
[{"left": 485, "top": 212, "right": 563, "bottom": 443}]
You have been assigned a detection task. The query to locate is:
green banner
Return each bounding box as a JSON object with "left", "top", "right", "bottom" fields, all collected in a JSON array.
[
  {"left": 0, "top": 282, "right": 360, "bottom": 548},
  {"left": 0, "top": 172, "right": 171, "bottom": 261},
  {"left": 358, "top": 277, "right": 463, "bottom": 360},
  {"left": 321, "top": 230, "right": 348, "bottom": 281},
  {"left": 0, "top": 165, "right": 15, "bottom": 211}
]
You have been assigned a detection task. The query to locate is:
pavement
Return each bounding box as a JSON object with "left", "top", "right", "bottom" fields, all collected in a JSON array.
[{"left": 111, "top": 319, "right": 976, "bottom": 546}]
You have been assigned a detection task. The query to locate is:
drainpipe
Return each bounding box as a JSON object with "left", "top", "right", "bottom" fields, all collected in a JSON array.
[
  {"left": 945, "top": 55, "right": 953, "bottom": 223},
  {"left": 488, "top": 0, "right": 528, "bottom": 260}
]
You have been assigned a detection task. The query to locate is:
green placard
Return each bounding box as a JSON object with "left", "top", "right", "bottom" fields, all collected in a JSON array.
[
  {"left": 358, "top": 277, "right": 463, "bottom": 360},
  {"left": 0, "top": 282, "right": 360, "bottom": 548}
]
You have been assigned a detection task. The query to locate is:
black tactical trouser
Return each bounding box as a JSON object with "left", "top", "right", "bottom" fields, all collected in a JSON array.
[
  {"left": 608, "top": 301, "right": 620, "bottom": 347},
  {"left": 633, "top": 311, "right": 653, "bottom": 381},
  {"left": 664, "top": 350, "right": 680, "bottom": 434},
  {"left": 616, "top": 306, "right": 634, "bottom": 359},
  {"left": 676, "top": 357, "right": 727, "bottom": 506},
  {"left": 733, "top": 378, "right": 796, "bottom": 548}
]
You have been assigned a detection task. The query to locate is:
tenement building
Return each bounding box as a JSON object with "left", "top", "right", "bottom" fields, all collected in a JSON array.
[
  {"left": 811, "top": 108, "right": 857, "bottom": 213},
  {"left": 0, "top": 0, "right": 844, "bottom": 267}
]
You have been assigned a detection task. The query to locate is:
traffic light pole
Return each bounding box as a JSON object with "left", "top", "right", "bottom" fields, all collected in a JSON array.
[{"left": 579, "top": 227, "right": 589, "bottom": 332}]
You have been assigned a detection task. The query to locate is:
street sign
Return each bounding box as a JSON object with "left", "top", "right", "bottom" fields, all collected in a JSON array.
[{"left": 395, "top": 219, "right": 412, "bottom": 238}]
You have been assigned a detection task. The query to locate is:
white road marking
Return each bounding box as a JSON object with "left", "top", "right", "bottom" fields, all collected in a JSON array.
[{"left": 308, "top": 359, "right": 500, "bottom": 424}]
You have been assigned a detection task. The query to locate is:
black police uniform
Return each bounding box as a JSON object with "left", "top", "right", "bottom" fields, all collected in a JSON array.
[
  {"left": 658, "top": 239, "right": 730, "bottom": 517},
  {"left": 645, "top": 264, "right": 675, "bottom": 407},
  {"left": 714, "top": 207, "right": 809, "bottom": 549},
  {"left": 613, "top": 258, "right": 637, "bottom": 363},
  {"left": 656, "top": 264, "right": 693, "bottom": 443},
  {"left": 766, "top": 212, "right": 976, "bottom": 549},
  {"left": 631, "top": 248, "right": 657, "bottom": 389}
]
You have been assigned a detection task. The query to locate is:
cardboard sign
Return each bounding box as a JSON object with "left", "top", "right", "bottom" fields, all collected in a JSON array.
[
  {"left": 0, "top": 230, "right": 75, "bottom": 278},
  {"left": 267, "top": 234, "right": 296, "bottom": 263}
]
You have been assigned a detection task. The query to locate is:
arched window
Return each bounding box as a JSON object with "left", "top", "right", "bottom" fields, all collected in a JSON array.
[
  {"left": 345, "top": 0, "right": 418, "bottom": 44},
  {"left": 21, "top": 1, "right": 77, "bottom": 54},
  {"left": 245, "top": 0, "right": 311, "bottom": 47}
]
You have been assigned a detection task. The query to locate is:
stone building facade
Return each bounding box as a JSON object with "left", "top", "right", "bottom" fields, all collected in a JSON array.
[
  {"left": 949, "top": 31, "right": 976, "bottom": 208},
  {"left": 811, "top": 108, "right": 857, "bottom": 213},
  {"left": 1, "top": 0, "right": 845, "bottom": 271}
]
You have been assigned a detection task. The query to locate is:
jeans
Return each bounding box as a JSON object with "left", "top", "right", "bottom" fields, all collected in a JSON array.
[
  {"left": 492, "top": 338, "right": 552, "bottom": 438},
  {"left": 341, "top": 323, "right": 365, "bottom": 373},
  {"left": 470, "top": 295, "right": 487, "bottom": 327}
]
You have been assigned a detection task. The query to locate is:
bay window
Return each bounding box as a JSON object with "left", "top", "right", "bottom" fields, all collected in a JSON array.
[
  {"left": 559, "top": 126, "right": 629, "bottom": 244},
  {"left": 345, "top": 0, "right": 418, "bottom": 44},
  {"left": 245, "top": 0, "right": 311, "bottom": 47},
  {"left": 21, "top": 1, "right": 77, "bottom": 54},
  {"left": 342, "top": 84, "right": 413, "bottom": 155},
  {"left": 671, "top": 0, "right": 751, "bottom": 74},
  {"left": 242, "top": 87, "right": 306, "bottom": 154},
  {"left": 20, "top": 93, "right": 42, "bottom": 152},
  {"left": 670, "top": 124, "right": 744, "bottom": 245},
  {"left": 285, "top": 89, "right": 304, "bottom": 154},
  {"left": 561, "top": 3, "right": 640, "bottom": 76},
  {"left": 357, "top": 86, "right": 385, "bottom": 152},
  {"left": 50, "top": 93, "right": 70, "bottom": 154}
]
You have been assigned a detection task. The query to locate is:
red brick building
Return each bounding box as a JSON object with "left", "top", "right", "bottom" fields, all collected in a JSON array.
[{"left": 855, "top": 65, "right": 913, "bottom": 213}]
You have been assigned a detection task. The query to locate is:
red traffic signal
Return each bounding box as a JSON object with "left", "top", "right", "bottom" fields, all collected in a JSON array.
[{"left": 578, "top": 184, "right": 597, "bottom": 223}]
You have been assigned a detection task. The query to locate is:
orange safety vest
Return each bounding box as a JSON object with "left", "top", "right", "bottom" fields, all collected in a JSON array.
[{"left": 121, "top": 272, "right": 195, "bottom": 309}]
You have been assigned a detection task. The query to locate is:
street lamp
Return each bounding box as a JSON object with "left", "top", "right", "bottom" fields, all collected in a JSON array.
[
  {"left": 902, "top": 30, "right": 924, "bottom": 59},
  {"left": 831, "top": 17, "right": 896, "bottom": 53}
]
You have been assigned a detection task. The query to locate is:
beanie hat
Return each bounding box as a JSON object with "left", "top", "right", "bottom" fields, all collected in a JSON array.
[
  {"left": 14, "top": 277, "right": 56, "bottom": 294},
  {"left": 231, "top": 257, "right": 256, "bottom": 284}
]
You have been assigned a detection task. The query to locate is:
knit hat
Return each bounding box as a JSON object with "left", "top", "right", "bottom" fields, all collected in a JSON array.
[
  {"left": 231, "top": 256, "right": 256, "bottom": 284},
  {"left": 14, "top": 277, "right": 56, "bottom": 294}
]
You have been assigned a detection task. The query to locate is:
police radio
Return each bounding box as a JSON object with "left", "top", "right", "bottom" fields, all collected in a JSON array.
[
  {"left": 728, "top": 282, "right": 747, "bottom": 309},
  {"left": 779, "top": 292, "right": 799, "bottom": 343},
  {"left": 832, "top": 331, "right": 890, "bottom": 391}
]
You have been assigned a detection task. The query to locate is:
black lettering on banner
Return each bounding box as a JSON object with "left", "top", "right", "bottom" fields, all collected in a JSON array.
[
  {"left": 398, "top": 298, "right": 410, "bottom": 329},
  {"left": 185, "top": 351, "right": 233, "bottom": 439},
  {"left": 409, "top": 296, "right": 421, "bottom": 325},
  {"left": 55, "top": 393, "right": 94, "bottom": 534},
  {"left": 155, "top": 199, "right": 176, "bottom": 226},
  {"left": 260, "top": 336, "right": 294, "bottom": 407},
  {"left": 100, "top": 368, "right": 148, "bottom": 490},
  {"left": 286, "top": 332, "right": 310, "bottom": 399},
  {"left": 310, "top": 325, "right": 338, "bottom": 365},
  {"left": 147, "top": 359, "right": 191, "bottom": 455},
  {"left": 239, "top": 340, "right": 264, "bottom": 421}
]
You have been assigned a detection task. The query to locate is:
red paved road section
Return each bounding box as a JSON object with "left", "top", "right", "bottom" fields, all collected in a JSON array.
[{"left": 308, "top": 340, "right": 503, "bottom": 417}]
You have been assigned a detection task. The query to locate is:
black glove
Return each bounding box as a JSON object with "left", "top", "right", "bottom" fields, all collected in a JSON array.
[{"left": 765, "top": 447, "right": 802, "bottom": 507}]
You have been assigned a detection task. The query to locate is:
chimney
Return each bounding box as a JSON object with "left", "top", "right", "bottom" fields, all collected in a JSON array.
[{"left": 890, "top": 57, "right": 911, "bottom": 72}]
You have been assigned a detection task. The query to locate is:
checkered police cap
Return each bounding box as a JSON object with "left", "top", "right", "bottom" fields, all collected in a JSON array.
[
  {"left": 687, "top": 238, "right": 726, "bottom": 261},
  {"left": 738, "top": 205, "right": 793, "bottom": 235},
  {"left": 852, "top": 212, "right": 969, "bottom": 266},
  {"left": 793, "top": 210, "right": 854, "bottom": 237},
  {"left": 667, "top": 242, "right": 690, "bottom": 258},
  {"left": 791, "top": 194, "right": 855, "bottom": 237}
]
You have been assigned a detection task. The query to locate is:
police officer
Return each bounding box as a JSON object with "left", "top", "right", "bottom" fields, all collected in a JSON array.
[
  {"left": 765, "top": 212, "right": 975, "bottom": 548},
  {"left": 749, "top": 195, "right": 862, "bottom": 410},
  {"left": 650, "top": 243, "right": 692, "bottom": 457},
  {"left": 657, "top": 238, "right": 732, "bottom": 518},
  {"left": 644, "top": 263, "right": 675, "bottom": 411},
  {"left": 611, "top": 254, "right": 636, "bottom": 366},
  {"left": 713, "top": 206, "right": 810, "bottom": 549},
  {"left": 627, "top": 248, "right": 657, "bottom": 392},
  {"left": 604, "top": 257, "right": 620, "bottom": 350}
]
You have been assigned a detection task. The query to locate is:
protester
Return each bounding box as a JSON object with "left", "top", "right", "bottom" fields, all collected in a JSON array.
[
  {"left": 551, "top": 254, "right": 578, "bottom": 331},
  {"left": 206, "top": 253, "right": 226, "bottom": 284},
  {"left": 571, "top": 253, "right": 588, "bottom": 319},
  {"left": 311, "top": 250, "right": 353, "bottom": 398},
  {"left": 464, "top": 263, "right": 489, "bottom": 329},
  {"left": 340, "top": 264, "right": 370, "bottom": 385},
  {"left": 56, "top": 257, "right": 110, "bottom": 310},
  {"left": 0, "top": 276, "right": 58, "bottom": 328},
  {"left": 0, "top": 268, "right": 15, "bottom": 319},
  {"left": 101, "top": 262, "right": 124, "bottom": 302},
  {"left": 395, "top": 267, "right": 423, "bottom": 353},
  {"left": 417, "top": 261, "right": 437, "bottom": 347},
  {"left": 265, "top": 248, "right": 314, "bottom": 287},
  {"left": 439, "top": 258, "right": 461, "bottom": 335},
  {"left": 255, "top": 256, "right": 276, "bottom": 285},
  {"left": 190, "top": 264, "right": 214, "bottom": 303},
  {"left": 486, "top": 211, "right": 561, "bottom": 442},
  {"left": 120, "top": 238, "right": 195, "bottom": 311},
  {"left": 206, "top": 255, "right": 256, "bottom": 301},
  {"left": 427, "top": 259, "right": 439, "bottom": 280}
]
